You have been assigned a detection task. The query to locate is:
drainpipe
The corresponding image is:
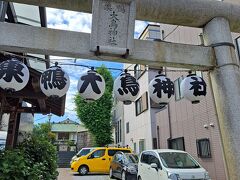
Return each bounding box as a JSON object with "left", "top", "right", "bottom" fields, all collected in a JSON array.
[{"left": 165, "top": 67, "right": 172, "bottom": 147}]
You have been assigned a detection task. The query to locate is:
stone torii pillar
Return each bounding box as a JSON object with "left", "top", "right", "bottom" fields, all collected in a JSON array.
[{"left": 203, "top": 17, "right": 240, "bottom": 179}]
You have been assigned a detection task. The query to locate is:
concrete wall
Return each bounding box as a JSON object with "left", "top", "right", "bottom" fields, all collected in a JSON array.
[
  {"left": 152, "top": 22, "right": 240, "bottom": 180},
  {"left": 155, "top": 71, "right": 226, "bottom": 180},
  {"left": 17, "top": 112, "right": 34, "bottom": 143},
  {"left": 225, "top": 0, "right": 239, "bottom": 4},
  {"left": 112, "top": 97, "right": 125, "bottom": 146},
  {"left": 122, "top": 66, "right": 154, "bottom": 154},
  {"left": 0, "top": 114, "right": 9, "bottom": 131},
  {"left": 77, "top": 131, "right": 94, "bottom": 151}
]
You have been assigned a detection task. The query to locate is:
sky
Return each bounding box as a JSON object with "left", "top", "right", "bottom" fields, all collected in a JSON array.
[{"left": 34, "top": 8, "right": 148, "bottom": 124}]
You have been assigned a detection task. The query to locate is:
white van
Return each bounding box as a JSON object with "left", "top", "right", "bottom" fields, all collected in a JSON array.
[{"left": 138, "top": 149, "right": 211, "bottom": 180}]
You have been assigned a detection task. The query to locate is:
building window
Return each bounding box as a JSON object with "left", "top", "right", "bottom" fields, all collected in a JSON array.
[
  {"left": 153, "top": 138, "right": 158, "bottom": 149},
  {"left": 115, "top": 120, "right": 121, "bottom": 144},
  {"left": 168, "top": 137, "right": 185, "bottom": 151},
  {"left": 115, "top": 129, "right": 117, "bottom": 144},
  {"left": 192, "top": 71, "right": 203, "bottom": 78},
  {"left": 126, "top": 122, "right": 129, "bottom": 134},
  {"left": 134, "top": 64, "right": 146, "bottom": 79},
  {"left": 58, "top": 132, "right": 69, "bottom": 140},
  {"left": 134, "top": 143, "right": 137, "bottom": 153},
  {"left": 174, "top": 76, "right": 184, "bottom": 101},
  {"left": 117, "top": 121, "right": 119, "bottom": 143},
  {"left": 135, "top": 92, "right": 148, "bottom": 116},
  {"left": 139, "top": 139, "right": 145, "bottom": 153},
  {"left": 148, "top": 29, "right": 161, "bottom": 39},
  {"left": 196, "top": 138, "right": 211, "bottom": 158},
  {"left": 119, "top": 120, "right": 122, "bottom": 143},
  {"left": 157, "top": 126, "right": 160, "bottom": 149}
]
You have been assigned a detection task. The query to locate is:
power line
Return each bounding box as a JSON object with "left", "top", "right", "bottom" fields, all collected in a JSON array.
[
  {"left": 163, "top": 25, "right": 179, "bottom": 40},
  {"left": 34, "top": 116, "right": 47, "bottom": 122}
]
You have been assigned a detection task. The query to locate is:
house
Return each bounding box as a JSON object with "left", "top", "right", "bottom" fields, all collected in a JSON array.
[
  {"left": 51, "top": 119, "right": 94, "bottom": 152},
  {"left": 113, "top": 18, "right": 240, "bottom": 179}
]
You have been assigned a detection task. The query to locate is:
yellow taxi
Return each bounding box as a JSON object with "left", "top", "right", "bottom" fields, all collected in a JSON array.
[{"left": 71, "top": 146, "right": 132, "bottom": 175}]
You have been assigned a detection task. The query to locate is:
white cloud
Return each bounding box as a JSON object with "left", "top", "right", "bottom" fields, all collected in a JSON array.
[
  {"left": 46, "top": 8, "right": 92, "bottom": 33},
  {"left": 47, "top": 8, "right": 147, "bottom": 36}
]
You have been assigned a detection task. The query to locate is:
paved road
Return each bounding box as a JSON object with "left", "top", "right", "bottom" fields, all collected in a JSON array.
[
  {"left": 72, "top": 174, "right": 111, "bottom": 180},
  {"left": 58, "top": 168, "right": 111, "bottom": 180}
]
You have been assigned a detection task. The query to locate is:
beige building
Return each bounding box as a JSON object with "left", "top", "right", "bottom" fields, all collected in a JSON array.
[
  {"left": 51, "top": 119, "right": 94, "bottom": 151},
  {"left": 113, "top": 12, "right": 240, "bottom": 180}
]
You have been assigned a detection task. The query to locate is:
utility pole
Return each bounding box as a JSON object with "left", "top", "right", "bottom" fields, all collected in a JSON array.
[{"left": 48, "top": 113, "right": 52, "bottom": 125}]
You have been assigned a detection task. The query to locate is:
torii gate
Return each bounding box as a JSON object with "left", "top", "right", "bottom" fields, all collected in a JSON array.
[{"left": 1, "top": 0, "right": 240, "bottom": 179}]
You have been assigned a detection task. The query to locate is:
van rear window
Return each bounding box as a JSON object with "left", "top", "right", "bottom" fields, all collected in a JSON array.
[{"left": 108, "top": 149, "right": 131, "bottom": 156}]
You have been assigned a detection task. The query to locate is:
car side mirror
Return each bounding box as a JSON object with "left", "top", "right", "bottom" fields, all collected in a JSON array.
[
  {"left": 88, "top": 154, "right": 94, "bottom": 159},
  {"left": 118, "top": 159, "right": 123, "bottom": 163},
  {"left": 150, "top": 163, "right": 159, "bottom": 171}
]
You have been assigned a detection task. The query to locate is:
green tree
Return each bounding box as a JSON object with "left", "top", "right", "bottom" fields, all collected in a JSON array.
[
  {"left": 33, "top": 123, "right": 56, "bottom": 142},
  {"left": 75, "top": 65, "right": 114, "bottom": 146},
  {"left": 0, "top": 123, "right": 58, "bottom": 180}
]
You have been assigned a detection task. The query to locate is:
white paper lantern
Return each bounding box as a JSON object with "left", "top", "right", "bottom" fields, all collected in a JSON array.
[
  {"left": 113, "top": 71, "right": 140, "bottom": 105},
  {"left": 40, "top": 63, "right": 70, "bottom": 98},
  {"left": 0, "top": 59, "right": 30, "bottom": 92},
  {"left": 149, "top": 74, "right": 174, "bottom": 105},
  {"left": 180, "top": 74, "right": 207, "bottom": 104},
  {"left": 77, "top": 68, "right": 105, "bottom": 101}
]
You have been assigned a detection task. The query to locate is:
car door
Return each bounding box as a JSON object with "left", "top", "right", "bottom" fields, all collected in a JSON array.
[
  {"left": 115, "top": 153, "right": 124, "bottom": 178},
  {"left": 111, "top": 153, "right": 121, "bottom": 178},
  {"left": 148, "top": 152, "right": 168, "bottom": 180},
  {"left": 106, "top": 149, "right": 119, "bottom": 172},
  {"left": 139, "top": 151, "right": 150, "bottom": 180},
  {"left": 87, "top": 149, "right": 107, "bottom": 172}
]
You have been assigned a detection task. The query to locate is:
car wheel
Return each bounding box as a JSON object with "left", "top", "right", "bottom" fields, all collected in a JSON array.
[
  {"left": 121, "top": 171, "right": 126, "bottom": 180},
  {"left": 78, "top": 165, "right": 88, "bottom": 175},
  {"left": 138, "top": 176, "right": 142, "bottom": 180},
  {"left": 109, "top": 167, "right": 115, "bottom": 179}
]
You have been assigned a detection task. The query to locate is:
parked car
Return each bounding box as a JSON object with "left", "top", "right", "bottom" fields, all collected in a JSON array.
[
  {"left": 138, "top": 149, "right": 211, "bottom": 180},
  {"left": 70, "top": 147, "right": 96, "bottom": 164},
  {"left": 71, "top": 146, "right": 132, "bottom": 175},
  {"left": 110, "top": 152, "right": 138, "bottom": 180}
]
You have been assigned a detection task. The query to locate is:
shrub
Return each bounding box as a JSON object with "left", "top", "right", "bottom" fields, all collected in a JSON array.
[
  {"left": 0, "top": 135, "right": 58, "bottom": 180},
  {"left": 0, "top": 149, "right": 28, "bottom": 180}
]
